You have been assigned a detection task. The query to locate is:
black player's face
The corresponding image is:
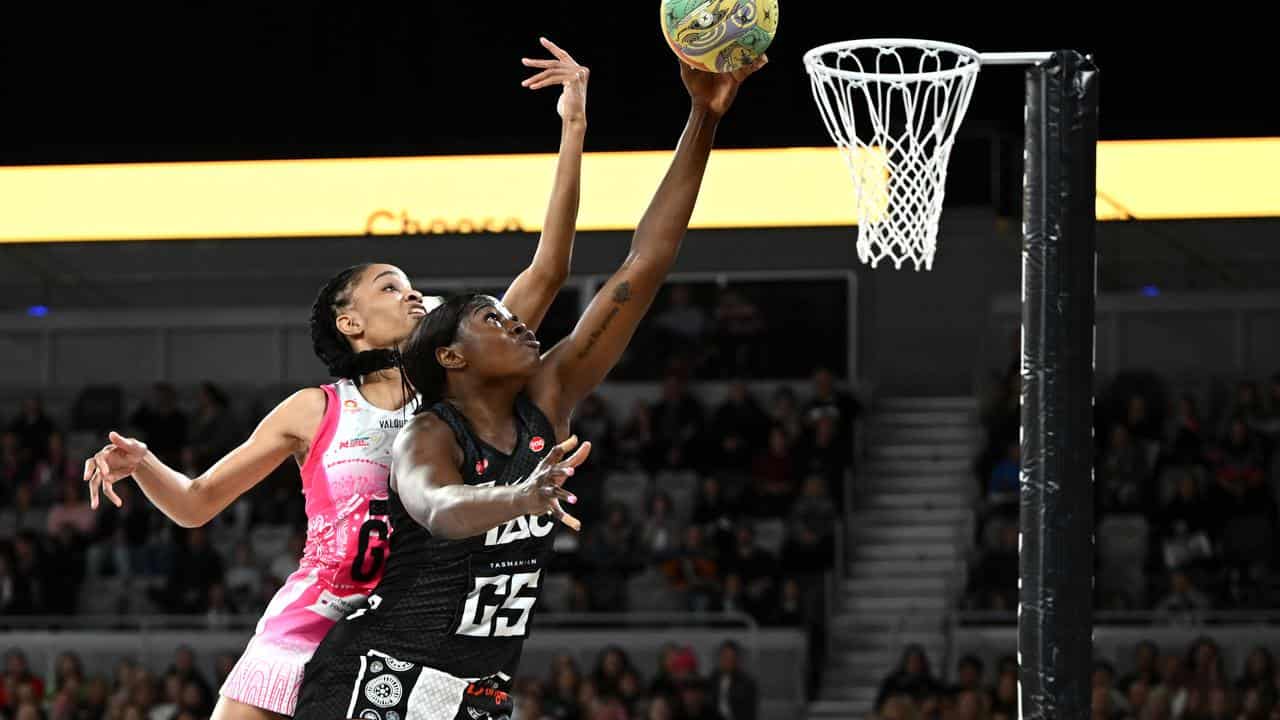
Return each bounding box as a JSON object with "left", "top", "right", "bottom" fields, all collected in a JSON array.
[
  {"left": 457, "top": 299, "right": 541, "bottom": 378},
  {"left": 341, "top": 264, "right": 428, "bottom": 351}
]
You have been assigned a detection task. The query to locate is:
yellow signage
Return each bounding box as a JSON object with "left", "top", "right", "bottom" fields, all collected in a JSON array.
[
  {"left": 0, "top": 139, "right": 1275, "bottom": 243},
  {"left": 1095, "top": 137, "right": 1280, "bottom": 221}
]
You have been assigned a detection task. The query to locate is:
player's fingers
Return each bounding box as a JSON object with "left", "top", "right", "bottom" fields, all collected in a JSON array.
[
  {"left": 521, "top": 58, "right": 559, "bottom": 69},
  {"left": 108, "top": 431, "right": 146, "bottom": 455},
  {"left": 528, "top": 71, "right": 581, "bottom": 90},
  {"left": 540, "top": 466, "right": 575, "bottom": 487},
  {"left": 83, "top": 458, "right": 95, "bottom": 483},
  {"left": 539, "top": 37, "right": 576, "bottom": 65},
  {"left": 560, "top": 441, "right": 592, "bottom": 469},
  {"left": 521, "top": 69, "right": 558, "bottom": 87},
  {"left": 541, "top": 485, "right": 577, "bottom": 504},
  {"left": 556, "top": 508, "right": 582, "bottom": 533},
  {"left": 549, "top": 435, "right": 578, "bottom": 462},
  {"left": 88, "top": 466, "right": 101, "bottom": 509},
  {"left": 103, "top": 480, "right": 124, "bottom": 508},
  {"left": 733, "top": 54, "right": 769, "bottom": 82}
]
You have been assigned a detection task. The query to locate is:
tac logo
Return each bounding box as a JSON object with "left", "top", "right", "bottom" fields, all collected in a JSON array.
[
  {"left": 343, "top": 399, "right": 360, "bottom": 413},
  {"left": 529, "top": 437, "right": 545, "bottom": 453},
  {"left": 475, "top": 458, "right": 490, "bottom": 476}
]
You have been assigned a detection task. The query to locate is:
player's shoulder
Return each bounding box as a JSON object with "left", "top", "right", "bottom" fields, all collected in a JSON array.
[
  {"left": 394, "top": 410, "right": 462, "bottom": 462},
  {"left": 265, "top": 386, "right": 330, "bottom": 441}
]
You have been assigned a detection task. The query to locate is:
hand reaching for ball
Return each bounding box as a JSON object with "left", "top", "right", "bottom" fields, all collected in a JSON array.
[
  {"left": 522, "top": 37, "right": 589, "bottom": 125},
  {"left": 681, "top": 54, "right": 768, "bottom": 117}
]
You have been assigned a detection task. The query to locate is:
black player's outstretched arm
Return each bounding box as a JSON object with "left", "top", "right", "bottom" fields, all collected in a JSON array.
[
  {"left": 530, "top": 57, "right": 768, "bottom": 433},
  {"left": 391, "top": 414, "right": 592, "bottom": 539}
]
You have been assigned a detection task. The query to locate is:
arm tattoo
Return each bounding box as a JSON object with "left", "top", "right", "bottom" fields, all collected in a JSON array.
[{"left": 577, "top": 281, "right": 633, "bottom": 359}]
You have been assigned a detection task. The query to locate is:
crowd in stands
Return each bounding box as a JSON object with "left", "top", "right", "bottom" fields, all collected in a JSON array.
[
  {"left": 970, "top": 370, "right": 1280, "bottom": 614},
  {"left": 0, "top": 640, "right": 764, "bottom": 720},
  {"left": 874, "top": 637, "right": 1280, "bottom": 720}
]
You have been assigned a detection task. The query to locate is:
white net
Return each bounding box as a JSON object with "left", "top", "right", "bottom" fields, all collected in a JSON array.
[{"left": 804, "top": 39, "right": 981, "bottom": 270}]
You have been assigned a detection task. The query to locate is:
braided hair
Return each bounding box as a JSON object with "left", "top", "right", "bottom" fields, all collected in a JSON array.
[
  {"left": 399, "top": 293, "right": 492, "bottom": 411},
  {"left": 310, "top": 264, "right": 401, "bottom": 383}
]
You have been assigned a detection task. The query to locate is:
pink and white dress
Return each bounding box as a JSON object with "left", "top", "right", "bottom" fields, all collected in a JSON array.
[{"left": 220, "top": 379, "right": 414, "bottom": 715}]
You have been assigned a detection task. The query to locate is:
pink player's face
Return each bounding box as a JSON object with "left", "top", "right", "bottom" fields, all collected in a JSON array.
[{"left": 341, "top": 265, "right": 427, "bottom": 351}]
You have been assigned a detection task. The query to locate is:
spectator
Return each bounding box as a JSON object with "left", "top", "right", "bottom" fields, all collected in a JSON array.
[
  {"left": 953, "top": 656, "right": 985, "bottom": 695},
  {"left": 1258, "top": 373, "right": 1280, "bottom": 440},
  {"left": 987, "top": 443, "right": 1020, "bottom": 500},
  {"left": 582, "top": 504, "right": 641, "bottom": 612},
  {"left": 768, "top": 387, "right": 802, "bottom": 445},
  {"left": 796, "top": 415, "right": 849, "bottom": 507},
  {"left": 661, "top": 526, "right": 719, "bottom": 612},
  {"left": 802, "top": 367, "right": 860, "bottom": 453},
  {"left": 1, "top": 432, "right": 33, "bottom": 505},
  {"left": 709, "top": 641, "right": 758, "bottom": 720},
  {"left": 185, "top": 383, "right": 239, "bottom": 474},
  {"left": 951, "top": 689, "right": 988, "bottom": 720},
  {"left": 591, "top": 646, "right": 632, "bottom": 698},
  {"left": 8, "top": 397, "right": 55, "bottom": 465},
  {"left": 677, "top": 676, "right": 720, "bottom": 720},
  {"left": 205, "top": 583, "right": 236, "bottom": 630},
  {"left": 650, "top": 373, "right": 704, "bottom": 470},
  {"left": 0, "top": 651, "right": 44, "bottom": 711},
  {"left": 152, "top": 673, "right": 182, "bottom": 720},
  {"left": 989, "top": 669, "right": 1017, "bottom": 720},
  {"left": 709, "top": 382, "right": 769, "bottom": 474},
  {"left": 572, "top": 393, "right": 617, "bottom": 470},
  {"left": 876, "top": 645, "right": 942, "bottom": 711},
  {"left": 645, "top": 694, "right": 676, "bottom": 720},
  {"left": 616, "top": 400, "right": 654, "bottom": 472},
  {"left": 781, "top": 476, "right": 836, "bottom": 574},
  {"left": 1185, "top": 637, "right": 1226, "bottom": 691},
  {"left": 1237, "top": 648, "right": 1277, "bottom": 694},
  {"left": 269, "top": 532, "right": 304, "bottom": 585},
  {"left": 81, "top": 677, "right": 109, "bottom": 720},
  {"left": 1124, "top": 394, "right": 1162, "bottom": 445},
  {"left": 1208, "top": 417, "right": 1267, "bottom": 502},
  {"left": 31, "top": 433, "right": 77, "bottom": 507},
  {"left": 543, "top": 655, "right": 581, "bottom": 720},
  {"left": 692, "top": 477, "right": 738, "bottom": 557},
  {"left": 1157, "top": 471, "right": 1213, "bottom": 571},
  {"left": 653, "top": 285, "right": 710, "bottom": 367},
  {"left": 1, "top": 485, "right": 47, "bottom": 540},
  {"left": 715, "top": 288, "right": 765, "bottom": 378},
  {"left": 1164, "top": 395, "right": 1205, "bottom": 469},
  {"left": 7, "top": 533, "right": 46, "bottom": 615},
  {"left": 1155, "top": 571, "right": 1212, "bottom": 623},
  {"left": 721, "top": 525, "right": 778, "bottom": 620},
  {"left": 214, "top": 655, "right": 237, "bottom": 694},
  {"left": 129, "top": 383, "right": 188, "bottom": 468},
  {"left": 1093, "top": 661, "right": 1131, "bottom": 719},
  {"left": 617, "top": 670, "right": 644, "bottom": 719},
  {"left": 155, "top": 528, "right": 224, "bottom": 614},
  {"left": 223, "top": 541, "right": 262, "bottom": 613},
  {"left": 47, "top": 481, "right": 96, "bottom": 538},
  {"left": 650, "top": 646, "right": 698, "bottom": 699},
  {"left": 969, "top": 525, "right": 1019, "bottom": 611},
  {"left": 0, "top": 556, "right": 14, "bottom": 615},
  {"left": 1119, "top": 641, "right": 1161, "bottom": 692},
  {"left": 750, "top": 425, "right": 798, "bottom": 516},
  {"left": 639, "top": 492, "right": 683, "bottom": 563},
  {"left": 1099, "top": 425, "right": 1149, "bottom": 513},
  {"left": 45, "top": 524, "right": 87, "bottom": 614},
  {"left": 1223, "top": 381, "right": 1264, "bottom": 437}
]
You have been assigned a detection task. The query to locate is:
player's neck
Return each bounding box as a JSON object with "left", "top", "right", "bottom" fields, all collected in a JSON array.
[
  {"left": 445, "top": 378, "right": 524, "bottom": 447},
  {"left": 357, "top": 368, "right": 414, "bottom": 410}
]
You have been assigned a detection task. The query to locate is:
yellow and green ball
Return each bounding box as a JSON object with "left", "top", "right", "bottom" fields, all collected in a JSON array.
[{"left": 660, "top": 0, "right": 779, "bottom": 73}]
